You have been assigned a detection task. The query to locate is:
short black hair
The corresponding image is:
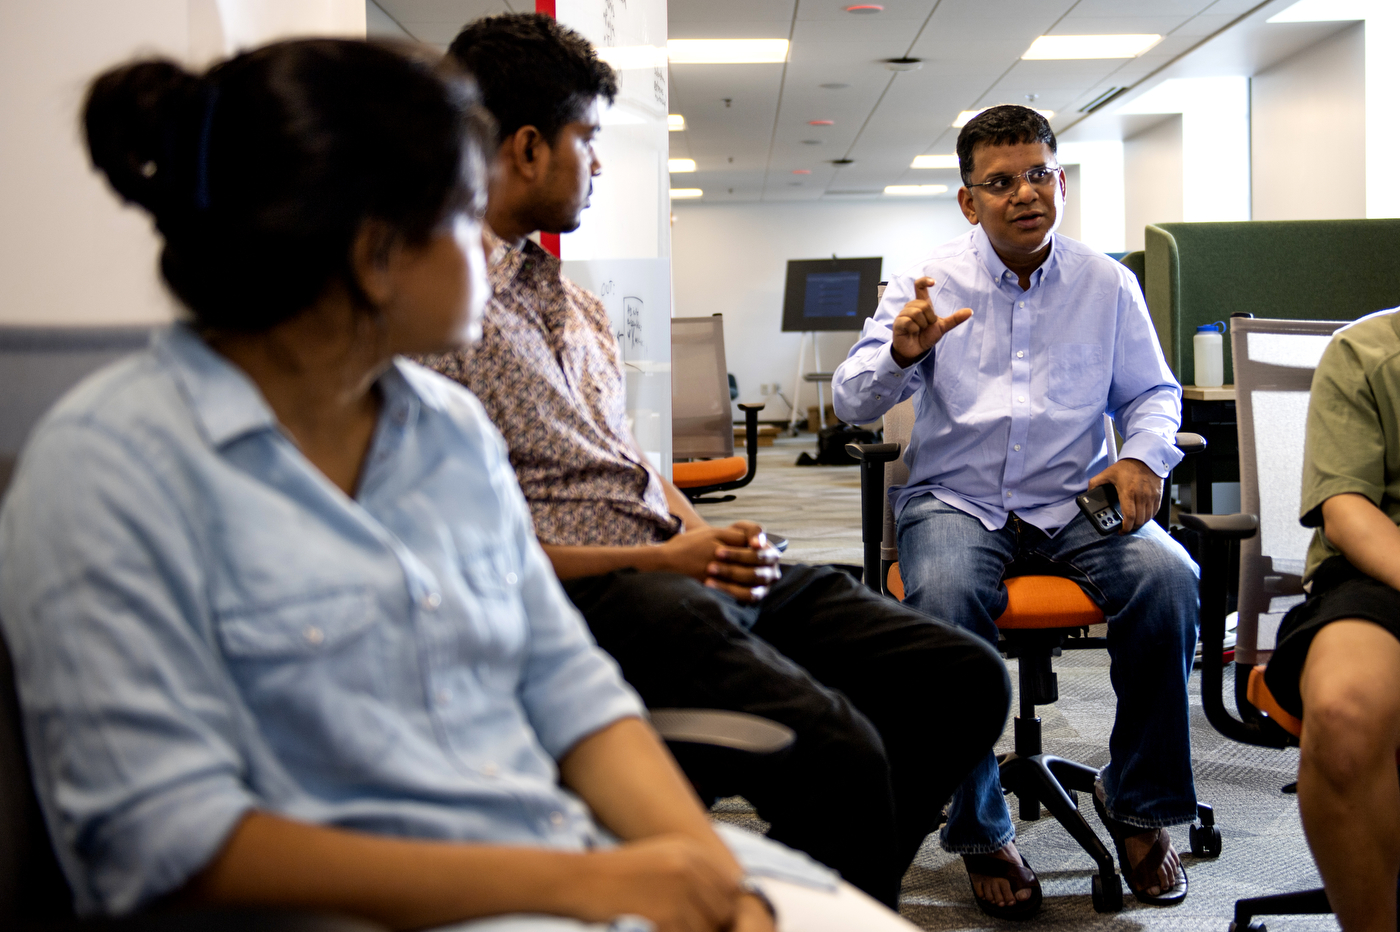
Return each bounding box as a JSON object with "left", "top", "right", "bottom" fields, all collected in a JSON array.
[
  {"left": 84, "top": 39, "right": 495, "bottom": 332},
  {"left": 447, "top": 13, "right": 618, "bottom": 145},
  {"left": 955, "top": 105, "right": 1057, "bottom": 185}
]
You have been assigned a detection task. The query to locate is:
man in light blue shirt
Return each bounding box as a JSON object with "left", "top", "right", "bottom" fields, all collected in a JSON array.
[{"left": 833, "top": 105, "right": 1199, "bottom": 917}]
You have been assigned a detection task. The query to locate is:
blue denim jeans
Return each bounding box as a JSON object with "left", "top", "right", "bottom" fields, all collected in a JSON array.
[{"left": 896, "top": 494, "right": 1201, "bottom": 854}]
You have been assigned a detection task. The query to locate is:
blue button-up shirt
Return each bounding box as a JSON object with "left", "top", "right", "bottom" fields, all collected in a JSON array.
[
  {"left": 0, "top": 325, "right": 644, "bottom": 915},
  {"left": 832, "top": 226, "right": 1182, "bottom": 533}
]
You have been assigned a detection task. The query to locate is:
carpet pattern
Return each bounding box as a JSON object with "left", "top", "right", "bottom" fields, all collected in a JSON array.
[{"left": 692, "top": 435, "right": 1336, "bottom": 931}]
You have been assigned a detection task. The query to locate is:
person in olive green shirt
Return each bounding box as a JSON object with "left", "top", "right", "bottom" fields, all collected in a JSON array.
[{"left": 1265, "top": 308, "right": 1400, "bottom": 932}]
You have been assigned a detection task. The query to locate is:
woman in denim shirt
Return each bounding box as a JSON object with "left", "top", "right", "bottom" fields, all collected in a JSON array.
[{"left": 0, "top": 39, "right": 815, "bottom": 932}]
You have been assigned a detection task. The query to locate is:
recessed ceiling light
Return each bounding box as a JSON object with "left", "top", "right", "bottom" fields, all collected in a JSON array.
[
  {"left": 820, "top": 83, "right": 850, "bottom": 89},
  {"left": 668, "top": 114, "right": 686, "bottom": 131},
  {"left": 1022, "top": 34, "right": 1162, "bottom": 60},
  {"left": 792, "top": 169, "right": 812, "bottom": 174},
  {"left": 668, "top": 159, "right": 697, "bottom": 172},
  {"left": 667, "top": 39, "right": 789, "bottom": 64},
  {"left": 953, "top": 108, "right": 1054, "bottom": 128},
  {"left": 911, "top": 154, "right": 959, "bottom": 169},
  {"left": 845, "top": 4, "right": 884, "bottom": 12},
  {"left": 884, "top": 184, "right": 949, "bottom": 196},
  {"left": 808, "top": 120, "right": 834, "bottom": 126},
  {"left": 883, "top": 58, "right": 922, "bottom": 72},
  {"left": 670, "top": 188, "right": 704, "bottom": 198},
  {"left": 831, "top": 158, "right": 855, "bottom": 165}
]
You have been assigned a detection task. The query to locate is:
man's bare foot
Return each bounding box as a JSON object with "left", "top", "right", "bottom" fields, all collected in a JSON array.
[
  {"left": 968, "top": 842, "right": 1033, "bottom": 908},
  {"left": 1125, "top": 828, "right": 1184, "bottom": 896}
]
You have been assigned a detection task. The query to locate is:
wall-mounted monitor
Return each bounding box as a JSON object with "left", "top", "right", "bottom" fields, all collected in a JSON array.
[{"left": 780, "top": 257, "right": 883, "bottom": 332}]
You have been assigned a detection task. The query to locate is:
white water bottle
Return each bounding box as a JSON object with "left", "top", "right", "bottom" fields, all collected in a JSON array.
[{"left": 1193, "top": 321, "right": 1225, "bottom": 387}]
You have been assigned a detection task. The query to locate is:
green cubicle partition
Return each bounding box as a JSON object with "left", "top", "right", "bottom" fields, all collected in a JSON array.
[{"left": 1143, "top": 220, "right": 1400, "bottom": 385}]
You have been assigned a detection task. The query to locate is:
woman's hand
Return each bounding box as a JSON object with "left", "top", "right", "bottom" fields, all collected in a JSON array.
[{"left": 567, "top": 835, "right": 743, "bottom": 932}]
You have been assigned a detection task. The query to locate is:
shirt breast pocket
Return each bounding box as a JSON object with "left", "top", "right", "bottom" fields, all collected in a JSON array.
[
  {"left": 1047, "top": 343, "right": 1106, "bottom": 409},
  {"left": 215, "top": 588, "right": 398, "bottom": 763}
]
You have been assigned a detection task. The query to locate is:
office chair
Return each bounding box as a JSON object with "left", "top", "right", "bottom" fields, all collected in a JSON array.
[
  {"left": 1181, "top": 316, "right": 1362, "bottom": 932},
  {"left": 671, "top": 315, "right": 764, "bottom": 504},
  {"left": 849, "top": 401, "right": 1218, "bottom": 913}
]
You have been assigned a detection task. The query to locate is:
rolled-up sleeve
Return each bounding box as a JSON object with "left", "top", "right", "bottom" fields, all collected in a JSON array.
[
  {"left": 491, "top": 437, "right": 643, "bottom": 760},
  {"left": 1108, "top": 274, "right": 1183, "bottom": 478},
  {"left": 832, "top": 274, "right": 926, "bottom": 425},
  {"left": 0, "top": 423, "right": 255, "bottom": 915}
]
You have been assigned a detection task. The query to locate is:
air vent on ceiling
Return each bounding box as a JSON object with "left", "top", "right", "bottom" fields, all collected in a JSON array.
[{"left": 1079, "top": 87, "right": 1129, "bottom": 114}]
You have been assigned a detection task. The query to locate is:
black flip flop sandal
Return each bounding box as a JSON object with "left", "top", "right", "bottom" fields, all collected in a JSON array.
[
  {"left": 1093, "top": 783, "right": 1189, "bottom": 906},
  {"left": 962, "top": 852, "right": 1043, "bottom": 920}
]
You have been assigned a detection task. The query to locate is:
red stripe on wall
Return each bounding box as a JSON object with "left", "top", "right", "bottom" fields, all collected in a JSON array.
[{"left": 536, "top": 0, "right": 556, "bottom": 255}]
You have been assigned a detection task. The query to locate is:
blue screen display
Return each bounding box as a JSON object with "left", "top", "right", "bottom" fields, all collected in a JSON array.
[{"left": 803, "top": 270, "right": 862, "bottom": 318}]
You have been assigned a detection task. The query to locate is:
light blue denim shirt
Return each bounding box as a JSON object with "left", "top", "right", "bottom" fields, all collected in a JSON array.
[
  {"left": 832, "top": 226, "right": 1182, "bottom": 533},
  {"left": 0, "top": 325, "right": 645, "bottom": 915}
]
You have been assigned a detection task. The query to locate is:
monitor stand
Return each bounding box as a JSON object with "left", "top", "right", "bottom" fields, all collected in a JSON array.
[{"left": 788, "top": 332, "right": 835, "bottom": 433}]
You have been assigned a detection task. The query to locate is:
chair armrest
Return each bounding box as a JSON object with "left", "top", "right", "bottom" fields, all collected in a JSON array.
[
  {"left": 649, "top": 709, "right": 795, "bottom": 754},
  {"left": 845, "top": 441, "right": 900, "bottom": 464},
  {"left": 736, "top": 402, "right": 766, "bottom": 413},
  {"left": 1174, "top": 431, "right": 1207, "bottom": 456},
  {"left": 1178, "top": 512, "right": 1258, "bottom": 540}
]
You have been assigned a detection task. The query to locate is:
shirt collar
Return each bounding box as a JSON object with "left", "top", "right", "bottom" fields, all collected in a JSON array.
[
  {"left": 155, "top": 323, "right": 438, "bottom": 448},
  {"left": 971, "top": 224, "right": 1058, "bottom": 289},
  {"left": 484, "top": 224, "right": 560, "bottom": 289}
]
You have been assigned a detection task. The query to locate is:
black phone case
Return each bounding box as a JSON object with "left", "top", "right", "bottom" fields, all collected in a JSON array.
[{"left": 1075, "top": 485, "right": 1123, "bottom": 536}]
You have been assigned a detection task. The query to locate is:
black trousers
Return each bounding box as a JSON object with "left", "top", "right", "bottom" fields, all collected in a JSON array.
[{"left": 563, "top": 563, "right": 1011, "bottom": 906}]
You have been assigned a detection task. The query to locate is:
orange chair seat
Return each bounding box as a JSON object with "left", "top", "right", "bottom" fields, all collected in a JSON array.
[
  {"left": 885, "top": 564, "right": 1104, "bottom": 629},
  {"left": 672, "top": 457, "right": 747, "bottom": 488},
  {"left": 998, "top": 575, "right": 1105, "bottom": 629},
  {"left": 1246, "top": 665, "right": 1302, "bottom": 738}
]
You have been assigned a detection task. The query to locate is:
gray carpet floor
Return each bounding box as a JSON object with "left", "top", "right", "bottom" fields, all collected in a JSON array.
[{"left": 694, "top": 434, "right": 1335, "bottom": 932}]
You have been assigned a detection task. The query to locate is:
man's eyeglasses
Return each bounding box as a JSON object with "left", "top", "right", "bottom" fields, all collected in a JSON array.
[{"left": 965, "top": 166, "right": 1061, "bottom": 197}]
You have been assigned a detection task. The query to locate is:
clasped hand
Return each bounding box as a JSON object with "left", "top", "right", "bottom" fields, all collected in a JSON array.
[
  {"left": 891, "top": 276, "right": 973, "bottom": 368},
  {"left": 659, "top": 520, "right": 780, "bottom": 602}
]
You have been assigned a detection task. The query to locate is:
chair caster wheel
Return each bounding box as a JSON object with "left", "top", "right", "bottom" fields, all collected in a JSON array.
[
  {"left": 1091, "top": 873, "right": 1123, "bottom": 912},
  {"left": 1228, "top": 922, "right": 1267, "bottom": 932},
  {"left": 1190, "top": 822, "right": 1223, "bottom": 857}
]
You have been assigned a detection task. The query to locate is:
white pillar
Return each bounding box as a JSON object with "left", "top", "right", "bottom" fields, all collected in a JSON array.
[
  {"left": 1057, "top": 141, "right": 1126, "bottom": 253},
  {"left": 555, "top": 0, "right": 674, "bottom": 474}
]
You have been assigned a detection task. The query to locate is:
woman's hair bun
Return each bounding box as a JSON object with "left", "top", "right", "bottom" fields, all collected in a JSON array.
[{"left": 83, "top": 59, "right": 199, "bottom": 215}]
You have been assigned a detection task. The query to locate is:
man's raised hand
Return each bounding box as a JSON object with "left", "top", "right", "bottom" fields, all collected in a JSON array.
[{"left": 891, "top": 276, "right": 973, "bottom": 368}]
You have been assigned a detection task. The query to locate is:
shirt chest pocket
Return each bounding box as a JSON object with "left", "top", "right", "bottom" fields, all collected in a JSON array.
[
  {"left": 215, "top": 589, "right": 399, "bottom": 761},
  {"left": 1047, "top": 343, "right": 1106, "bottom": 409}
]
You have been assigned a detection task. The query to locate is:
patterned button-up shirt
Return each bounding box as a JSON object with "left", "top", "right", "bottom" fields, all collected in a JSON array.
[{"left": 424, "top": 229, "right": 678, "bottom": 547}]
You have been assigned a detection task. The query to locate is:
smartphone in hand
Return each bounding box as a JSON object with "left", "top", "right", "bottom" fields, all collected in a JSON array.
[{"left": 1076, "top": 485, "right": 1123, "bottom": 536}]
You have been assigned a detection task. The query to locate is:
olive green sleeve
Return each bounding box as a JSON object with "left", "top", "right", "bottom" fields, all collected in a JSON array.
[{"left": 1300, "top": 333, "right": 1386, "bottom": 529}]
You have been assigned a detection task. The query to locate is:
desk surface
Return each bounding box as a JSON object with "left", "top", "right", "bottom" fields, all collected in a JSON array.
[{"left": 1182, "top": 384, "right": 1236, "bottom": 402}]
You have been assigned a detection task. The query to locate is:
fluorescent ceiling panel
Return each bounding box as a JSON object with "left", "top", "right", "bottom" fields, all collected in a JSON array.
[
  {"left": 670, "top": 188, "right": 704, "bottom": 198},
  {"left": 1267, "top": 0, "right": 1375, "bottom": 20},
  {"left": 668, "top": 114, "right": 686, "bottom": 131},
  {"left": 668, "top": 159, "right": 697, "bottom": 172},
  {"left": 667, "top": 39, "right": 789, "bottom": 64},
  {"left": 884, "top": 184, "right": 948, "bottom": 196},
  {"left": 953, "top": 109, "right": 1054, "bottom": 128},
  {"left": 1022, "top": 34, "right": 1162, "bottom": 60},
  {"left": 911, "top": 154, "right": 959, "bottom": 169}
]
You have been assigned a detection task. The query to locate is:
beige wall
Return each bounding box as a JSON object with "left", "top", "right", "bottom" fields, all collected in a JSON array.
[
  {"left": 671, "top": 197, "right": 971, "bottom": 418},
  {"left": 1124, "top": 115, "right": 1183, "bottom": 251},
  {"left": 0, "top": 1, "right": 364, "bottom": 326},
  {"left": 1251, "top": 22, "right": 1365, "bottom": 222}
]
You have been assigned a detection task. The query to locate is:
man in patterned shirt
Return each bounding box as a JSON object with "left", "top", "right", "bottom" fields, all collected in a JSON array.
[{"left": 426, "top": 13, "right": 1011, "bottom": 908}]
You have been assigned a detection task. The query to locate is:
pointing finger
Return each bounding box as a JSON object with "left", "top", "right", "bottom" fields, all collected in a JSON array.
[{"left": 912, "top": 276, "right": 934, "bottom": 303}]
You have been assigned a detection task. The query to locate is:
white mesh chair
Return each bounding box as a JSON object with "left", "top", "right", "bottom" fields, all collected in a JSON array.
[
  {"left": 1181, "top": 316, "right": 1348, "bottom": 931},
  {"left": 670, "top": 315, "right": 764, "bottom": 504}
]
